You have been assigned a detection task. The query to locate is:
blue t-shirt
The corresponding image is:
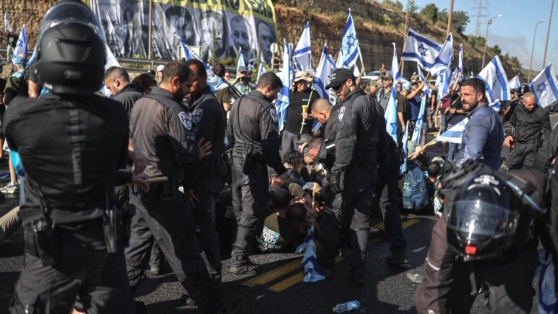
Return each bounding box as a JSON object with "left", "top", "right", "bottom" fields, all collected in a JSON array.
[{"left": 408, "top": 95, "right": 421, "bottom": 121}]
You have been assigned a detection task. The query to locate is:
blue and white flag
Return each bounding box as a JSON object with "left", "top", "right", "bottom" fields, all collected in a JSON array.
[
  {"left": 401, "top": 28, "right": 442, "bottom": 71},
  {"left": 102, "top": 44, "right": 121, "bottom": 97},
  {"left": 437, "top": 118, "right": 469, "bottom": 144},
  {"left": 385, "top": 44, "right": 399, "bottom": 143},
  {"left": 341, "top": 9, "right": 359, "bottom": 69},
  {"left": 256, "top": 63, "right": 266, "bottom": 83},
  {"left": 450, "top": 68, "right": 459, "bottom": 86},
  {"left": 26, "top": 45, "right": 37, "bottom": 68},
  {"left": 470, "top": 71, "right": 474, "bottom": 79},
  {"left": 430, "top": 33, "right": 454, "bottom": 75},
  {"left": 508, "top": 74, "right": 520, "bottom": 89},
  {"left": 237, "top": 47, "right": 246, "bottom": 72},
  {"left": 436, "top": 65, "right": 451, "bottom": 99},
  {"left": 4, "top": 12, "right": 11, "bottom": 33},
  {"left": 417, "top": 63, "right": 426, "bottom": 82},
  {"left": 400, "top": 121, "right": 410, "bottom": 175},
  {"left": 335, "top": 48, "right": 344, "bottom": 70},
  {"left": 12, "top": 24, "right": 27, "bottom": 64},
  {"left": 457, "top": 44, "right": 464, "bottom": 76},
  {"left": 389, "top": 43, "right": 401, "bottom": 83},
  {"left": 177, "top": 37, "right": 211, "bottom": 71},
  {"left": 530, "top": 63, "right": 558, "bottom": 108},
  {"left": 295, "top": 226, "right": 325, "bottom": 283},
  {"left": 293, "top": 22, "right": 314, "bottom": 71},
  {"left": 477, "top": 55, "right": 510, "bottom": 103},
  {"left": 315, "top": 43, "right": 335, "bottom": 99},
  {"left": 411, "top": 95, "right": 427, "bottom": 145},
  {"left": 276, "top": 40, "right": 294, "bottom": 131},
  {"left": 247, "top": 58, "right": 254, "bottom": 72}
]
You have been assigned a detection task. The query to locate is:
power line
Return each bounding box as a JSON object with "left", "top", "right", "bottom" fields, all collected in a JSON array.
[{"left": 474, "top": 0, "right": 487, "bottom": 36}]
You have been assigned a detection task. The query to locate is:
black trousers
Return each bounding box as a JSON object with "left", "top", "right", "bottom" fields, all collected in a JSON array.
[
  {"left": 192, "top": 176, "right": 225, "bottom": 285},
  {"left": 505, "top": 142, "right": 538, "bottom": 170},
  {"left": 319, "top": 164, "right": 377, "bottom": 275},
  {"left": 376, "top": 157, "right": 407, "bottom": 257},
  {"left": 11, "top": 225, "right": 134, "bottom": 314},
  {"left": 124, "top": 186, "right": 212, "bottom": 306},
  {"left": 230, "top": 163, "right": 270, "bottom": 267}
]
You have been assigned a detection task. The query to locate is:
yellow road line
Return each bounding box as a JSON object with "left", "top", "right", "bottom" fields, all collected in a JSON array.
[
  {"left": 266, "top": 219, "right": 421, "bottom": 292},
  {"left": 242, "top": 258, "right": 302, "bottom": 287}
]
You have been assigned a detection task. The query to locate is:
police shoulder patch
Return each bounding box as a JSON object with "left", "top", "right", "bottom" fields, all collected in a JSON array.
[
  {"left": 179, "top": 112, "right": 192, "bottom": 130},
  {"left": 270, "top": 108, "right": 278, "bottom": 123},
  {"left": 192, "top": 108, "right": 203, "bottom": 124},
  {"left": 338, "top": 106, "right": 346, "bottom": 121}
]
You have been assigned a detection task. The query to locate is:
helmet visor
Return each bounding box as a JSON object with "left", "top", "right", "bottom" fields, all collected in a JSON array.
[
  {"left": 38, "top": 2, "right": 105, "bottom": 45},
  {"left": 446, "top": 200, "right": 519, "bottom": 240}
]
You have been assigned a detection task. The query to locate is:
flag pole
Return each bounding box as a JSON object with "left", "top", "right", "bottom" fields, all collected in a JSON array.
[
  {"left": 148, "top": 0, "right": 152, "bottom": 60},
  {"left": 446, "top": 0, "right": 454, "bottom": 37},
  {"left": 542, "top": 0, "right": 554, "bottom": 69},
  {"left": 401, "top": 0, "right": 409, "bottom": 75}
]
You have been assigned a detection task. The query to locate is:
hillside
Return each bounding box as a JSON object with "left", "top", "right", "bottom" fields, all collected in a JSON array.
[
  {"left": 0, "top": 0, "right": 521, "bottom": 79},
  {"left": 274, "top": 0, "right": 521, "bottom": 78}
]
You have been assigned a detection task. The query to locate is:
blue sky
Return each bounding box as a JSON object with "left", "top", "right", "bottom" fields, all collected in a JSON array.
[{"left": 410, "top": 0, "right": 557, "bottom": 74}]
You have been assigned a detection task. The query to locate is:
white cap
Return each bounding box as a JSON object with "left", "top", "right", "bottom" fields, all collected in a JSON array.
[{"left": 157, "top": 65, "right": 165, "bottom": 73}]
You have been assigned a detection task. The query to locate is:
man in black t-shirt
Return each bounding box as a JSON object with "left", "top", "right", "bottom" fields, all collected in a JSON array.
[{"left": 281, "top": 71, "right": 319, "bottom": 160}]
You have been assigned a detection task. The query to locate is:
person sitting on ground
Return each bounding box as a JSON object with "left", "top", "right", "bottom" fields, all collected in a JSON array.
[{"left": 283, "top": 149, "right": 305, "bottom": 186}]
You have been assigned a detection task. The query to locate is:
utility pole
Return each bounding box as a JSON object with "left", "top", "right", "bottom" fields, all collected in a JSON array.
[
  {"left": 446, "top": 0, "right": 454, "bottom": 37},
  {"left": 474, "top": 0, "right": 487, "bottom": 36},
  {"left": 542, "top": 0, "right": 554, "bottom": 68}
]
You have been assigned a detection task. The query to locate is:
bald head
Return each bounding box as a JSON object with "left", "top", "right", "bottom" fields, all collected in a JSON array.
[
  {"left": 522, "top": 92, "right": 537, "bottom": 112},
  {"left": 523, "top": 92, "right": 535, "bottom": 100},
  {"left": 311, "top": 98, "right": 333, "bottom": 124}
]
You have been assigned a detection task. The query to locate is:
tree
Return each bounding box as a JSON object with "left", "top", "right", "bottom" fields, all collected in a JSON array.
[
  {"left": 420, "top": 3, "right": 438, "bottom": 23},
  {"left": 407, "top": 0, "right": 418, "bottom": 14},
  {"left": 452, "top": 11, "right": 470, "bottom": 34},
  {"left": 467, "top": 35, "right": 485, "bottom": 48},
  {"left": 491, "top": 44, "right": 502, "bottom": 56},
  {"left": 438, "top": 8, "right": 448, "bottom": 23}
]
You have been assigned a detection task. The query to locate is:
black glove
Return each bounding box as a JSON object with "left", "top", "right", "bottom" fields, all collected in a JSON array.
[{"left": 330, "top": 175, "right": 341, "bottom": 194}]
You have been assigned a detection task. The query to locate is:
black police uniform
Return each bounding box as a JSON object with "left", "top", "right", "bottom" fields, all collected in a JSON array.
[
  {"left": 227, "top": 89, "right": 286, "bottom": 270},
  {"left": 534, "top": 122, "right": 558, "bottom": 177},
  {"left": 318, "top": 87, "right": 379, "bottom": 280},
  {"left": 113, "top": 83, "right": 144, "bottom": 117},
  {"left": 125, "top": 86, "right": 213, "bottom": 308},
  {"left": 503, "top": 103, "right": 551, "bottom": 170},
  {"left": 185, "top": 85, "right": 226, "bottom": 285},
  {"left": 6, "top": 93, "right": 134, "bottom": 313}
]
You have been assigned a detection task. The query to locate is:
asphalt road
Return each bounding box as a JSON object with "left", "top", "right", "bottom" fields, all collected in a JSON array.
[{"left": 2, "top": 113, "right": 556, "bottom": 314}]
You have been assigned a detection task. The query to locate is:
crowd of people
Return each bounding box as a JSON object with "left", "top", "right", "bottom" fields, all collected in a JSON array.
[{"left": 2, "top": 1, "right": 558, "bottom": 314}]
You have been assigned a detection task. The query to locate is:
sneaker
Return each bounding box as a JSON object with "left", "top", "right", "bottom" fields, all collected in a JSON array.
[
  {"left": 406, "top": 272, "right": 425, "bottom": 284},
  {"left": 387, "top": 256, "right": 412, "bottom": 269},
  {"left": 1, "top": 182, "right": 19, "bottom": 194},
  {"left": 229, "top": 262, "right": 262, "bottom": 275}
]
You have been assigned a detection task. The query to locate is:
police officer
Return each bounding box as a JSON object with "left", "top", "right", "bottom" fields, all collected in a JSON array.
[
  {"left": 5, "top": 2, "right": 137, "bottom": 312},
  {"left": 227, "top": 72, "right": 289, "bottom": 275},
  {"left": 415, "top": 163, "right": 548, "bottom": 313},
  {"left": 501, "top": 91, "right": 551, "bottom": 171},
  {"left": 502, "top": 84, "right": 529, "bottom": 123},
  {"left": 184, "top": 59, "right": 226, "bottom": 288},
  {"left": 103, "top": 66, "right": 144, "bottom": 117},
  {"left": 125, "top": 60, "right": 217, "bottom": 312},
  {"left": 312, "top": 68, "right": 379, "bottom": 285}
]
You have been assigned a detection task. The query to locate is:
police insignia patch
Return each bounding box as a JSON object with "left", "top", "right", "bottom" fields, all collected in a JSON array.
[
  {"left": 339, "top": 106, "right": 345, "bottom": 121},
  {"left": 179, "top": 112, "right": 192, "bottom": 130},
  {"left": 192, "top": 108, "right": 203, "bottom": 124},
  {"left": 270, "top": 108, "right": 278, "bottom": 123}
]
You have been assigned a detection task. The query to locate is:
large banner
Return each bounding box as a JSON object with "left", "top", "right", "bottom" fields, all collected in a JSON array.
[{"left": 86, "top": 0, "right": 277, "bottom": 64}]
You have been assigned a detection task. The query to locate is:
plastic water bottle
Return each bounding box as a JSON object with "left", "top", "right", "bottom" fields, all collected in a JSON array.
[{"left": 332, "top": 300, "right": 360, "bottom": 312}]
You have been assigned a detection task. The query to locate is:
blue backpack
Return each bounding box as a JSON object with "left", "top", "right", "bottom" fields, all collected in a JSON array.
[{"left": 402, "top": 163, "right": 429, "bottom": 210}]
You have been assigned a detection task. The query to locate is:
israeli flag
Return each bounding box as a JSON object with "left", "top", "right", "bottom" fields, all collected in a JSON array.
[
  {"left": 293, "top": 22, "right": 314, "bottom": 71},
  {"left": 477, "top": 56, "right": 510, "bottom": 103},
  {"left": 411, "top": 95, "right": 427, "bottom": 145},
  {"left": 400, "top": 121, "right": 409, "bottom": 175},
  {"left": 341, "top": 9, "right": 359, "bottom": 69},
  {"left": 276, "top": 40, "right": 294, "bottom": 131},
  {"left": 508, "top": 74, "right": 521, "bottom": 89},
  {"left": 177, "top": 37, "right": 211, "bottom": 71},
  {"left": 385, "top": 44, "right": 399, "bottom": 143},
  {"left": 335, "top": 48, "right": 344, "bottom": 70},
  {"left": 450, "top": 68, "right": 459, "bottom": 86},
  {"left": 470, "top": 71, "right": 475, "bottom": 79},
  {"left": 436, "top": 65, "right": 451, "bottom": 99},
  {"left": 389, "top": 43, "right": 401, "bottom": 83},
  {"left": 430, "top": 33, "right": 454, "bottom": 75},
  {"left": 26, "top": 45, "right": 37, "bottom": 68},
  {"left": 530, "top": 63, "right": 558, "bottom": 108},
  {"left": 417, "top": 63, "right": 426, "bottom": 82},
  {"left": 102, "top": 44, "right": 121, "bottom": 97},
  {"left": 248, "top": 58, "right": 254, "bottom": 72},
  {"left": 295, "top": 226, "right": 325, "bottom": 283},
  {"left": 437, "top": 118, "right": 469, "bottom": 144},
  {"left": 12, "top": 24, "right": 27, "bottom": 64},
  {"left": 457, "top": 44, "right": 464, "bottom": 75},
  {"left": 256, "top": 63, "right": 266, "bottom": 83},
  {"left": 315, "top": 43, "right": 335, "bottom": 98},
  {"left": 4, "top": 12, "right": 11, "bottom": 33},
  {"left": 237, "top": 47, "right": 246, "bottom": 73},
  {"left": 401, "top": 28, "right": 442, "bottom": 71}
]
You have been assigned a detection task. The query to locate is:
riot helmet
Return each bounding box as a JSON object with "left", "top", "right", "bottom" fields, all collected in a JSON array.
[
  {"left": 518, "top": 84, "right": 530, "bottom": 97},
  {"left": 445, "top": 174, "right": 520, "bottom": 261},
  {"left": 35, "top": 0, "right": 106, "bottom": 95}
]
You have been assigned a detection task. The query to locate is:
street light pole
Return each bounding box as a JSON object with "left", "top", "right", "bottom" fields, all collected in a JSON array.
[
  {"left": 528, "top": 19, "right": 546, "bottom": 82},
  {"left": 542, "top": 0, "right": 554, "bottom": 68},
  {"left": 482, "top": 14, "right": 503, "bottom": 68}
]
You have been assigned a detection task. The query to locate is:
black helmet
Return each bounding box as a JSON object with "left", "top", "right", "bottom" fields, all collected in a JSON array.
[
  {"left": 446, "top": 174, "right": 520, "bottom": 261},
  {"left": 35, "top": 1, "right": 106, "bottom": 95},
  {"left": 518, "top": 84, "right": 530, "bottom": 97}
]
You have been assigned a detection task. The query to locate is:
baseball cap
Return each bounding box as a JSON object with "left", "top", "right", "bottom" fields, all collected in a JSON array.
[
  {"left": 325, "top": 68, "right": 354, "bottom": 90},
  {"left": 156, "top": 65, "right": 164, "bottom": 73},
  {"left": 237, "top": 66, "right": 247, "bottom": 73},
  {"left": 294, "top": 71, "right": 314, "bottom": 83}
]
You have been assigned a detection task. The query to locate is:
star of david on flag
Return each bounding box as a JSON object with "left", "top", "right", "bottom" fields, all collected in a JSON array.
[
  {"left": 401, "top": 28, "right": 442, "bottom": 71},
  {"left": 530, "top": 63, "right": 558, "bottom": 108},
  {"left": 477, "top": 55, "right": 510, "bottom": 102},
  {"left": 341, "top": 9, "right": 359, "bottom": 69}
]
